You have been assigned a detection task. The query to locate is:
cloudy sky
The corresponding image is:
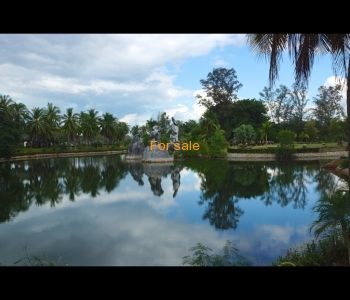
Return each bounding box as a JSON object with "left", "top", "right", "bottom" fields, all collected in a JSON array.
[{"left": 0, "top": 34, "right": 345, "bottom": 128}]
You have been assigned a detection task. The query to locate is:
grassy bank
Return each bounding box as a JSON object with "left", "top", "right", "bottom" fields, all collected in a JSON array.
[{"left": 14, "top": 145, "right": 127, "bottom": 156}]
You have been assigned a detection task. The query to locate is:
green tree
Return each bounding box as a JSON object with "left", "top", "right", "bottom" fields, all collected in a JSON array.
[
  {"left": 44, "top": 103, "right": 61, "bottom": 147},
  {"left": 275, "top": 130, "right": 296, "bottom": 158},
  {"left": 100, "top": 112, "right": 117, "bottom": 145},
  {"left": 311, "top": 85, "right": 345, "bottom": 140},
  {"left": 304, "top": 119, "right": 319, "bottom": 142},
  {"left": 230, "top": 99, "right": 268, "bottom": 131},
  {"left": 79, "top": 109, "right": 100, "bottom": 146},
  {"left": 260, "top": 121, "right": 272, "bottom": 145},
  {"left": 247, "top": 34, "right": 350, "bottom": 172},
  {"left": 11, "top": 102, "right": 29, "bottom": 132},
  {"left": 234, "top": 124, "right": 256, "bottom": 144},
  {"left": 196, "top": 67, "right": 243, "bottom": 139},
  {"left": 199, "top": 109, "right": 219, "bottom": 138},
  {"left": 61, "top": 107, "right": 80, "bottom": 146},
  {"left": 329, "top": 117, "right": 347, "bottom": 142},
  {"left": 114, "top": 121, "right": 129, "bottom": 145},
  {"left": 0, "top": 95, "right": 15, "bottom": 120},
  {"left": 0, "top": 114, "right": 21, "bottom": 159},
  {"left": 26, "top": 107, "right": 50, "bottom": 147}
]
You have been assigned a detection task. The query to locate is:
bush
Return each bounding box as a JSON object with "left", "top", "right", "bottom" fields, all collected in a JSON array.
[
  {"left": 272, "top": 235, "right": 348, "bottom": 266},
  {"left": 276, "top": 130, "right": 296, "bottom": 159},
  {"left": 303, "top": 144, "right": 307, "bottom": 149},
  {"left": 238, "top": 143, "right": 244, "bottom": 149}
]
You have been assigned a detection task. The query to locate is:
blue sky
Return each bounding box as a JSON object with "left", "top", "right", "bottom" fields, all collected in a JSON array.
[{"left": 0, "top": 34, "right": 346, "bottom": 128}]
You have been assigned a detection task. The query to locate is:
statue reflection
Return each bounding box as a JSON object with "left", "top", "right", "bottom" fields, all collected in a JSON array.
[
  {"left": 127, "top": 162, "right": 183, "bottom": 197},
  {"left": 128, "top": 162, "right": 144, "bottom": 186}
]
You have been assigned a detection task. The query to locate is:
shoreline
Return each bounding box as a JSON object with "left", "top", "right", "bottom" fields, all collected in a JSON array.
[
  {"left": 227, "top": 150, "right": 347, "bottom": 161},
  {"left": 0, "top": 150, "right": 347, "bottom": 164},
  {"left": 0, "top": 150, "right": 127, "bottom": 163}
]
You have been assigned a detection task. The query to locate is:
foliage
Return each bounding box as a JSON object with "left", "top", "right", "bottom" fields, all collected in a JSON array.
[
  {"left": 196, "top": 67, "right": 243, "bottom": 140},
  {"left": 231, "top": 99, "right": 268, "bottom": 132},
  {"left": 196, "top": 67, "right": 242, "bottom": 109},
  {"left": 206, "top": 127, "right": 227, "bottom": 157},
  {"left": 182, "top": 240, "right": 252, "bottom": 266},
  {"left": 304, "top": 119, "right": 319, "bottom": 142},
  {"left": 259, "top": 121, "right": 272, "bottom": 144},
  {"left": 272, "top": 236, "right": 348, "bottom": 266},
  {"left": 275, "top": 130, "right": 296, "bottom": 158},
  {"left": 13, "top": 246, "right": 68, "bottom": 266},
  {"left": 0, "top": 114, "right": 21, "bottom": 160},
  {"left": 311, "top": 85, "right": 345, "bottom": 140},
  {"left": 310, "top": 184, "right": 350, "bottom": 265},
  {"left": 234, "top": 124, "right": 256, "bottom": 144},
  {"left": 329, "top": 117, "right": 347, "bottom": 142}
]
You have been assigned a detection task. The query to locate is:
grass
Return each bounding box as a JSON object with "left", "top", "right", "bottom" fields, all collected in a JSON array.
[
  {"left": 15, "top": 145, "right": 128, "bottom": 156},
  {"left": 229, "top": 142, "right": 347, "bottom": 152}
]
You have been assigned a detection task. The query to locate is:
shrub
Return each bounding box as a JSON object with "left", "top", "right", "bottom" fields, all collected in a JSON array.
[
  {"left": 303, "top": 144, "right": 307, "bottom": 149},
  {"left": 276, "top": 130, "right": 296, "bottom": 159},
  {"left": 238, "top": 143, "right": 244, "bottom": 149}
]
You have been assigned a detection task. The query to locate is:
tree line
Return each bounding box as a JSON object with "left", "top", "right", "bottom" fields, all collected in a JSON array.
[
  {"left": 1, "top": 67, "right": 347, "bottom": 159},
  {"left": 0, "top": 95, "right": 129, "bottom": 159}
]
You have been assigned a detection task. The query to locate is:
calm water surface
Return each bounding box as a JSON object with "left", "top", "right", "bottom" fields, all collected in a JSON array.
[{"left": 0, "top": 154, "right": 343, "bottom": 266}]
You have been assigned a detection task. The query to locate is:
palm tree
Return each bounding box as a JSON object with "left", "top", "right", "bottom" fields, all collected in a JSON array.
[
  {"left": 79, "top": 109, "right": 100, "bottom": 146},
  {"left": 44, "top": 103, "right": 61, "bottom": 147},
  {"left": 61, "top": 107, "right": 80, "bottom": 147},
  {"left": 260, "top": 121, "right": 272, "bottom": 145},
  {"left": 0, "top": 95, "right": 15, "bottom": 119},
  {"left": 199, "top": 110, "right": 219, "bottom": 138},
  {"left": 26, "top": 107, "right": 51, "bottom": 148},
  {"left": 11, "top": 102, "right": 29, "bottom": 132},
  {"left": 114, "top": 121, "right": 129, "bottom": 145},
  {"left": 310, "top": 186, "right": 350, "bottom": 265},
  {"left": 100, "top": 112, "right": 117, "bottom": 145},
  {"left": 247, "top": 34, "right": 350, "bottom": 172}
]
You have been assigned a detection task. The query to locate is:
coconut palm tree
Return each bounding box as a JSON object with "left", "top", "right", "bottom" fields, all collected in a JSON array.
[
  {"left": 0, "top": 95, "right": 15, "bottom": 119},
  {"left": 246, "top": 34, "right": 350, "bottom": 172},
  {"left": 100, "top": 112, "right": 117, "bottom": 145},
  {"left": 11, "top": 102, "right": 29, "bottom": 132},
  {"left": 61, "top": 107, "right": 80, "bottom": 147},
  {"left": 26, "top": 107, "right": 50, "bottom": 148},
  {"left": 114, "top": 121, "right": 129, "bottom": 145},
  {"left": 44, "top": 103, "right": 61, "bottom": 147},
  {"left": 79, "top": 109, "right": 101, "bottom": 147}
]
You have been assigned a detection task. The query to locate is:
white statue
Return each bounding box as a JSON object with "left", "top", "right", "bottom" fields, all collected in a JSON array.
[{"left": 170, "top": 117, "right": 179, "bottom": 143}]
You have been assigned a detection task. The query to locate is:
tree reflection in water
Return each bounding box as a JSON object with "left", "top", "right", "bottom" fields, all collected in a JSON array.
[
  {"left": 183, "top": 160, "right": 326, "bottom": 230},
  {"left": 0, "top": 155, "right": 129, "bottom": 223},
  {"left": 0, "top": 157, "right": 343, "bottom": 235}
]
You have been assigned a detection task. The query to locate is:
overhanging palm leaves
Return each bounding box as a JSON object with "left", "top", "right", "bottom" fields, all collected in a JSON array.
[{"left": 247, "top": 34, "right": 350, "bottom": 88}]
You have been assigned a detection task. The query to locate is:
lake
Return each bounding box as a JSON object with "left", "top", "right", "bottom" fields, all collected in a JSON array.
[{"left": 0, "top": 154, "right": 343, "bottom": 266}]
